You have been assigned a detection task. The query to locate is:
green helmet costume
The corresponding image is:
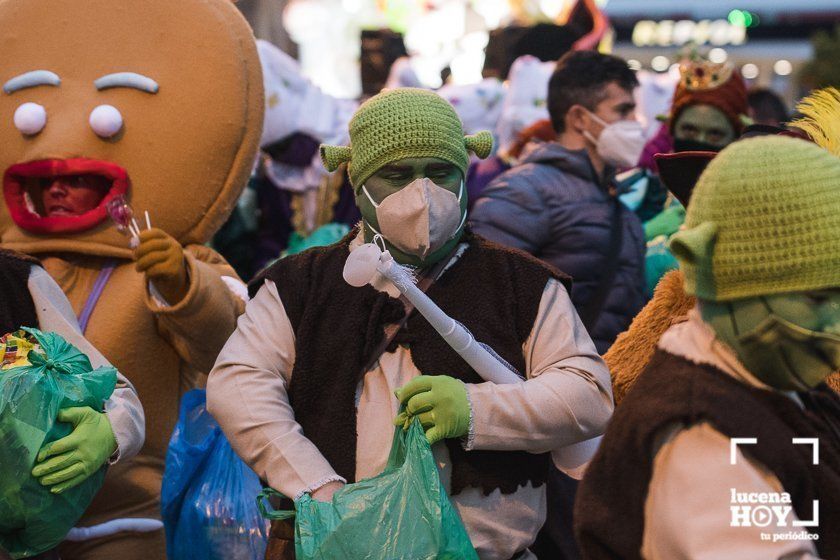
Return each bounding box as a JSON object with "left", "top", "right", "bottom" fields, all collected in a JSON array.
[
  {"left": 321, "top": 88, "right": 493, "bottom": 267},
  {"left": 671, "top": 136, "right": 840, "bottom": 390}
]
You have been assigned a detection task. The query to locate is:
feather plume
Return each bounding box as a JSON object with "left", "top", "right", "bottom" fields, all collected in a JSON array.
[{"left": 792, "top": 87, "right": 840, "bottom": 157}]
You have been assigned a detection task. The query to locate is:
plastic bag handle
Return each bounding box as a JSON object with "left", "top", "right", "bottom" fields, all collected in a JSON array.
[
  {"left": 256, "top": 487, "right": 296, "bottom": 521},
  {"left": 385, "top": 415, "right": 433, "bottom": 470}
]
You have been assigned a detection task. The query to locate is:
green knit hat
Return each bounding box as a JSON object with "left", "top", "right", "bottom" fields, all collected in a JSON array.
[
  {"left": 320, "top": 88, "right": 493, "bottom": 189},
  {"left": 670, "top": 136, "right": 840, "bottom": 301}
]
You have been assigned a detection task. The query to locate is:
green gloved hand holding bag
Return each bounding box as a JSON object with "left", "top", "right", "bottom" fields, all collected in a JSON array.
[
  {"left": 395, "top": 375, "right": 471, "bottom": 445},
  {"left": 32, "top": 406, "right": 117, "bottom": 494}
]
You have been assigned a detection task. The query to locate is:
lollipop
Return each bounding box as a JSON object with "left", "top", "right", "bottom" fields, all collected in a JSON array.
[{"left": 106, "top": 195, "right": 141, "bottom": 247}]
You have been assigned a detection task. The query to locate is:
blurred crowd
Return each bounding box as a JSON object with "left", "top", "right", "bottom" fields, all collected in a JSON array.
[{"left": 2, "top": 2, "right": 838, "bottom": 559}]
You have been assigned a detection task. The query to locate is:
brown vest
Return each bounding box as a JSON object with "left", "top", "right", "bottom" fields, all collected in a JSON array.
[
  {"left": 575, "top": 350, "right": 840, "bottom": 559},
  {"left": 0, "top": 249, "right": 39, "bottom": 333},
  {"left": 251, "top": 230, "right": 571, "bottom": 496}
]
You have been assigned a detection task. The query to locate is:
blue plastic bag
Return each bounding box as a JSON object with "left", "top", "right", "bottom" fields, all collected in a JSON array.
[
  {"left": 161, "top": 389, "right": 269, "bottom": 560},
  {"left": 258, "top": 418, "right": 478, "bottom": 560}
]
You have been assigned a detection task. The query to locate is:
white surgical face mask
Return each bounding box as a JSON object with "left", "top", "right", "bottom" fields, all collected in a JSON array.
[
  {"left": 583, "top": 111, "right": 646, "bottom": 169},
  {"left": 362, "top": 177, "right": 465, "bottom": 260}
]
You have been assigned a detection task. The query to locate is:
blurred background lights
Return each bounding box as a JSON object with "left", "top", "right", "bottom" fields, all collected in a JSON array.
[
  {"left": 651, "top": 55, "right": 670, "bottom": 72},
  {"left": 539, "top": 0, "right": 566, "bottom": 20},
  {"left": 282, "top": 0, "right": 331, "bottom": 43},
  {"left": 742, "top": 63, "right": 759, "bottom": 79},
  {"left": 728, "top": 9, "right": 758, "bottom": 28},
  {"left": 709, "top": 47, "right": 728, "bottom": 63},
  {"left": 773, "top": 59, "right": 793, "bottom": 76}
]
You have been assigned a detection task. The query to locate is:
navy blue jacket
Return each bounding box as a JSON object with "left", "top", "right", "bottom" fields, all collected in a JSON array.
[{"left": 470, "top": 143, "right": 646, "bottom": 353}]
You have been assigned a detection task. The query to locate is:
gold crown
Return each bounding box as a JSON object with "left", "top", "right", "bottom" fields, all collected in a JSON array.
[{"left": 679, "top": 59, "right": 734, "bottom": 91}]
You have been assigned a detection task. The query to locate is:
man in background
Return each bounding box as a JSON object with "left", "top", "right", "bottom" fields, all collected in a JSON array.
[{"left": 471, "top": 50, "right": 646, "bottom": 354}]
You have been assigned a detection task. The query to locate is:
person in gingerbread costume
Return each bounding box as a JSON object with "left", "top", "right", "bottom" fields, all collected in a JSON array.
[{"left": 0, "top": 0, "right": 264, "bottom": 558}]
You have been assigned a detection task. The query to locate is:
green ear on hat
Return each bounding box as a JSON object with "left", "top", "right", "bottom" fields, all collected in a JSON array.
[
  {"left": 465, "top": 131, "right": 493, "bottom": 159},
  {"left": 670, "top": 221, "right": 719, "bottom": 299},
  {"left": 320, "top": 144, "right": 352, "bottom": 172},
  {"left": 670, "top": 221, "right": 718, "bottom": 265}
]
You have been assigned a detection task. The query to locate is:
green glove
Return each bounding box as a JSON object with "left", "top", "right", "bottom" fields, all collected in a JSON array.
[
  {"left": 394, "top": 375, "right": 471, "bottom": 445},
  {"left": 32, "top": 407, "right": 117, "bottom": 494}
]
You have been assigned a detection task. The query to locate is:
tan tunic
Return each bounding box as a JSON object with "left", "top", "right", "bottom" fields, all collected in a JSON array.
[{"left": 642, "top": 310, "right": 821, "bottom": 559}]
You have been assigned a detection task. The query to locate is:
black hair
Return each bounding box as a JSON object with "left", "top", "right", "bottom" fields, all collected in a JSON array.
[
  {"left": 747, "top": 87, "right": 789, "bottom": 126},
  {"left": 548, "top": 51, "right": 639, "bottom": 133}
]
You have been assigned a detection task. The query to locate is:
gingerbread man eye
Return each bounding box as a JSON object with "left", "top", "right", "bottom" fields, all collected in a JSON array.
[
  {"left": 14, "top": 102, "right": 47, "bottom": 135},
  {"left": 89, "top": 104, "right": 123, "bottom": 138}
]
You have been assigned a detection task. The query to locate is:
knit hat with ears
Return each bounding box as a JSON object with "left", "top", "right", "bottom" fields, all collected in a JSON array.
[
  {"left": 670, "top": 136, "right": 840, "bottom": 301},
  {"left": 320, "top": 88, "right": 494, "bottom": 189}
]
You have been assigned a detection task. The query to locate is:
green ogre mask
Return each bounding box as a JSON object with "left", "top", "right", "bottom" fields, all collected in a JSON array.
[
  {"left": 670, "top": 136, "right": 840, "bottom": 390},
  {"left": 320, "top": 88, "right": 493, "bottom": 269}
]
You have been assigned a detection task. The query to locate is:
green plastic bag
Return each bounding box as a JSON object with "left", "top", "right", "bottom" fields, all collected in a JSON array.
[
  {"left": 258, "top": 418, "right": 478, "bottom": 560},
  {"left": 0, "top": 328, "right": 117, "bottom": 559}
]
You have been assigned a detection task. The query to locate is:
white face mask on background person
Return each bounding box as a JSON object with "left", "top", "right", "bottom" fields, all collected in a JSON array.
[
  {"left": 362, "top": 177, "right": 465, "bottom": 260},
  {"left": 583, "top": 111, "right": 647, "bottom": 169}
]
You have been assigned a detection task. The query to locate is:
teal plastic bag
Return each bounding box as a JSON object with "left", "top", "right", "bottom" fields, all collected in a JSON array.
[
  {"left": 0, "top": 328, "right": 117, "bottom": 559},
  {"left": 258, "top": 418, "right": 478, "bottom": 560}
]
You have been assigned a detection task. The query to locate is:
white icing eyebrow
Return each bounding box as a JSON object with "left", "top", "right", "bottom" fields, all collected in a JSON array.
[
  {"left": 94, "top": 72, "right": 159, "bottom": 94},
  {"left": 3, "top": 70, "right": 61, "bottom": 94}
]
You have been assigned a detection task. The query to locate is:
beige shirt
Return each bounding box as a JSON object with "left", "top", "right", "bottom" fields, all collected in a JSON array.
[
  {"left": 208, "top": 250, "right": 613, "bottom": 560},
  {"left": 642, "top": 309, "right": 821, "bottom": 559},
  {"left": 27, "top": 264, "right": 144, "bottom": 463}
]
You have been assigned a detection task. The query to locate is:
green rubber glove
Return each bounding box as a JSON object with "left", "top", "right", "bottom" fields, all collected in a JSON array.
[
  {"left": 32, "top": 407, "right": 117, "bottom": 494},
  {"left": 394, "top": 375, "right": 471, "bottom": 445}
]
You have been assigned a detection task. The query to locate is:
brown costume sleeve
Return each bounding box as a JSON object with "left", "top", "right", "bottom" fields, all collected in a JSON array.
[{"left": 146, "top": 244, "right": 246, "bottom": 373}]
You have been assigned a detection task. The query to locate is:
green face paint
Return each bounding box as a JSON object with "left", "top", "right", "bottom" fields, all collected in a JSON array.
[
  {"left": 673, "top": 104, "right": 737, "bottom": 149},
  {"left": 356, "top": 157, "right": 467, "bottom": 268},
  {"left": 701, "top": 291, "right": 840, "bottom": 390}
]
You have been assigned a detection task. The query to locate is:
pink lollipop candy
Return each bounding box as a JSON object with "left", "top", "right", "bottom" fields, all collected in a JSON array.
[
  {"left": 106, "top": 195, "right": 140, "bottom": 246},
  {"left": 106, "top": 195, "right": 133, "bottom": 232}
]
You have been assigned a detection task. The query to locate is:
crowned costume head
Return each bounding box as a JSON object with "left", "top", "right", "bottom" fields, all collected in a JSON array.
[
  {"left": 0, "top": 0, "right": 264, "bottom": 259},
  {"left": 669, "top": 59, "right": 749, "bottom": 136}
]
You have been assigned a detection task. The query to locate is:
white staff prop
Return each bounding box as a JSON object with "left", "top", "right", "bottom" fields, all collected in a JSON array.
[
  {"left": 343, "top": 239, "right": 522, "bottom": 385},
  {"left": 344, "top": 237, "right": 602, "bottom": 473}
]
